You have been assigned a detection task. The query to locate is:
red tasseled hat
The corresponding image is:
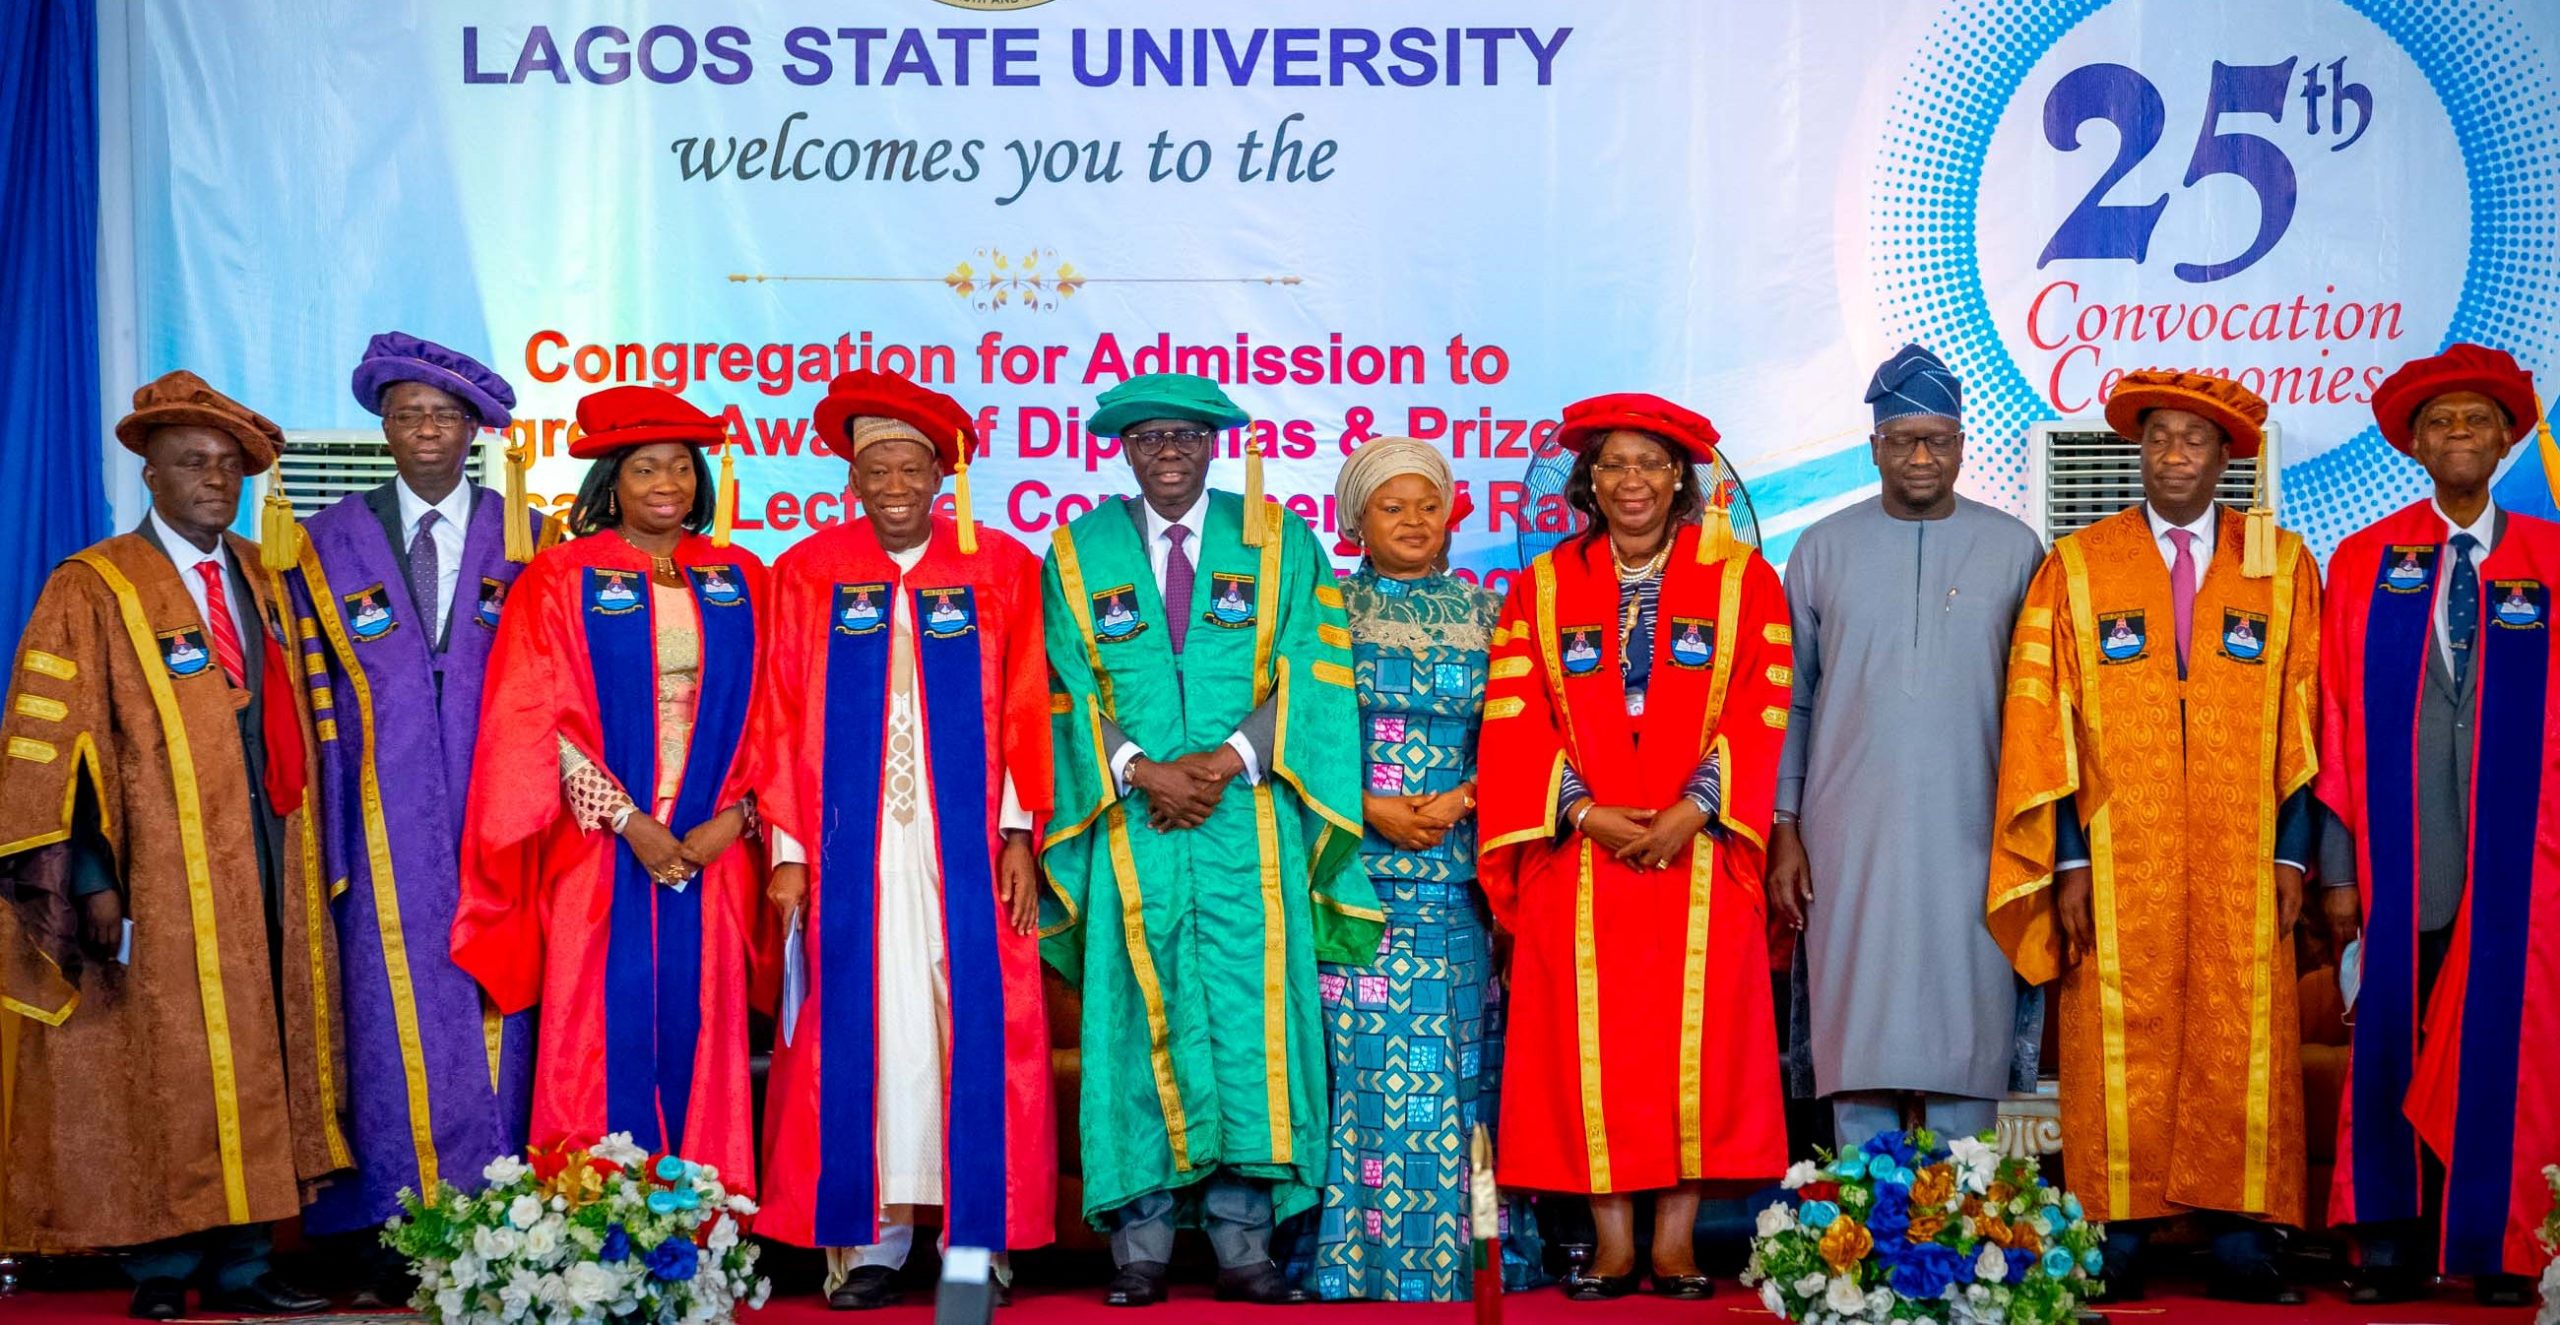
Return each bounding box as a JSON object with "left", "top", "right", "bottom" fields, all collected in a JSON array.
[
  {"left": 569, "top": 385, "right": 725, "bottom": 459},
  {"left": 2371, "top": 343, "right": 2540, "bottom": 455},
  {"left": 812, "top": 370, "right": 975, "bottom": 470},
  {"left": 1552, "top": 392, "right": 1721, "bottom": 462}
]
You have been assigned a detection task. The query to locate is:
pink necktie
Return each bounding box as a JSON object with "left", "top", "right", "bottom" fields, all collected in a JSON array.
[{"left": 2168, "top": 528, "right": 2197, "bottom": 672}]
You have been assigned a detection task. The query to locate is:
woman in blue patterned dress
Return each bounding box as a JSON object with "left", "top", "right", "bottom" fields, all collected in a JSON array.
[{"left": 1295, "top": 437, "right": 1542, "bottom": 1302}]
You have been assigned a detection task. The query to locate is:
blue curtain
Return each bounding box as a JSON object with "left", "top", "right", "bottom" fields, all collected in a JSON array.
[{"left": 0, "top": 0, "right": 105, "bottom": 641}]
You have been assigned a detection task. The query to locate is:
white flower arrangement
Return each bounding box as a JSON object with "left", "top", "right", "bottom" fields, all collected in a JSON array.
[
  {"left": 385, "top": 1134, "right": 768, "bottom": 1325},
  {"left": 2536, "top": 1164, "right": 2558, "bottom": 1325}
]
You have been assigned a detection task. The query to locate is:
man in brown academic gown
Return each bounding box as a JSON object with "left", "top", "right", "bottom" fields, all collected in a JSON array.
[{"left": 0, "top": 371, "right": 342, "bottom": 1319}]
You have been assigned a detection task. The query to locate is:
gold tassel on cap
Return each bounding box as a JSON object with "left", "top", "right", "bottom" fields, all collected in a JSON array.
[
  {"left": 1696, "top": 466, "right": 1743, "bottom": 564},
  {"left": 711, "top": 438, "right": 738, "bottom": 549},
  {"left": 2241, "top": 451, "right": 2276, "bottom": 579},
  {"left": 2535, "top": 394, "right": 2560, "bottom": 499},
  {"left": 1241, "top": 431, "right": 1270, "bottom": 547},
  {"left": 260, "top": 473, "right": 302, "bottom": 572},
  {"left": 952, "top": 430, "right": 979, "bottom": 555},
  {"left": 503, "top": 436, "right": 536, "bottom": 564}
]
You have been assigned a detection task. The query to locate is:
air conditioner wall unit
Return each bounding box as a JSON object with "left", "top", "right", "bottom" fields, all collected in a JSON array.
[{"left": 2023, "top": 419, "right": 2280, "bottom": 544}]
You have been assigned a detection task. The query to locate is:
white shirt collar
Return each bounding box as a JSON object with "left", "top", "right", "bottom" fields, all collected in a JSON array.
[
  {"left": 1142, "top": 491, "right": 1211, "bottom": 544},
  {"left": 2143, "top": 501, "right": 2216, "bottom": 549},
  {"left": 396, "top": 478, "right": 473, "bottom": 540},
  {"left": 2431, "top": 497, "right": 2497, "bottom": 553},
  {"left": 149, "top": 507, "right": 229, "bottom": 572}
]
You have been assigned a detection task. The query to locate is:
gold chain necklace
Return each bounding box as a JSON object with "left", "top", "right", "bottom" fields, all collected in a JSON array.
[
  {"left": 1613, "top": 536, "right": 1672, "bottom": 661},
  {"left": 617, "top": 529, "right": 681, "bottom": 580}
]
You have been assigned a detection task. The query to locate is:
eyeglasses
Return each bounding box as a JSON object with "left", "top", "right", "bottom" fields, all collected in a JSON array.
[
  {"left": 1123, "top": 427, "right": 1216, "bottom": 456},
  {"left": 1873, "top": 430, "right": 1964, "bottom": 458},
  {"left": 1592, "top": 459, "right": 1682, "bottom": 480},
  {"left": 388, "top": 407, "right": 473, "bottom": 431}
]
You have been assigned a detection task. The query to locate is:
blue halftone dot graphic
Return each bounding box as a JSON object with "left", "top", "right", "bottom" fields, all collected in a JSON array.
[{"left": 1869, "top": 0, "right": 2560, "bottom": 554}]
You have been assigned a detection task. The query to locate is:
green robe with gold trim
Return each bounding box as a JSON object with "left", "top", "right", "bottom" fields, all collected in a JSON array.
[{"left": 1040, "top": 491, "right": 1381, "bottom": 1225}]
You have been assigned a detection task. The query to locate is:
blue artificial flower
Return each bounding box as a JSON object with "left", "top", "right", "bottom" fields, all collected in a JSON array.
[
  {"left": 1887, "top": 1242, "right": 1964, "bottom": 1299},
  {"left": 1866, "top": 1153, "right": 1900, "bottom": 1181},
  {"left": 2040, "top": 1247, "right": 2075, "bottom": 1279},
  {"left": 1799, "top": 1200, "right": 1840, "bottom": 1229},
  {"left": 601, "top": 1225, "right": 631, "bottom": 1263},
  {"left": 1865, "top": 1185, "right": 1911, "bottom": 1243},
  {"left": 2036, "top": 1207, "right": 2065, "bottom": 1237},
  {"left": 2061, "top": 1193, "right": 2083, "bottom": 1221},
  {"left": 2003, "top": 1248, "right": 2037, "bottom": 1284},
  {"left": 1829, "top": 1155, "right": 1868, "bottom": 1180},
  {"left": 1888, "top": 1167, "right": 1916, "bottom": 1188},
  {"left": 1860, "top": 1134, "right": 1899, "bottom": 1160},
  {"left": 674, "top": 1186, "right": 701, "bottom": 1211},
  {"left": 647, "top": 1189, "right": 681, "bottom": 1215},
  {"left": 646, "top": 1236, "right": 701, "bottom": 1283},
  {"left": 2081, "top": 1247, "right": 2105, "bottom": 1276},
  {"left": 655, "top": 1155, "right": 689, "bottom": 1182}
]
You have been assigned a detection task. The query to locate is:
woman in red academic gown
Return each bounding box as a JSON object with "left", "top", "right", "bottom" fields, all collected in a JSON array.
[
  {"left": 1477, "top": 393, "right": 1791, "bottom": 1300},
  {"left": 454, "top": 385, "right": 766, "bottom": 1190}
]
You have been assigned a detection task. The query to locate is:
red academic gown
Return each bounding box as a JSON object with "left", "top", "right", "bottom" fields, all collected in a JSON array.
[
  {"left": 2317, "top": 501, "right": 2560, "bottom": 1274},
  {"left": 1477, "top": 525, "right": 1792, "bottom": 1194},
  {"left": 453, "top": 532, "right": 766, "bottom": 1192},
  {"left": 746, "top": 515, "right": 1057, "bottom": 1250}
]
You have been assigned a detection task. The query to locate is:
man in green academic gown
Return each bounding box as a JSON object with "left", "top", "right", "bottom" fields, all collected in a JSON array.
[{"left": 1040, "top": 373, "right": 1381, "bottom": 1307}]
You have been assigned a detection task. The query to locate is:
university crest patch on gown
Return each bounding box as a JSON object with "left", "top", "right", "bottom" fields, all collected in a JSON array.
[
  {"left": 1203, "top": 572, "right": 1255, "bottom": 627},
  {"left": 2221, "top": 608, "right": 2269, "bottom": 662},
  {"left": 1667, "top": 616, "right": 1715, "bottom": 669},
  {"left": 476, "top": 576, "right": 508, "bottom": 629},
  {"left": 2097, "top": 610, "right": 2146, "bottom": 663},
  {"left": 1090, "top": 584, "right": 1147, "bottom": 642},
  {"left": 692, "top": 564, "right": 747, "bottom": 606},
  {"left": 1559, "top": 624, "right": 1605, "bottom": 675},
  {"left": 587, "top": 567, "right": 644, "bottom": 615},
  {"left": 834, "top": 582, "right": 888, "bottom": 635},
  {"left": 158, "top": 625, "right": 213, "bottom": 677},
  {"left": 2489, "top": 579, "right": 2546, "bottom": 629},
  {"left": 345, "top": 584, "right": 398, "bottom": 641},
  {"left": 2380, "top": 544, "right": 2437, "bottom": 594},
  {"left": 919, "top": 585, "right": 976, "bottom": 638}
]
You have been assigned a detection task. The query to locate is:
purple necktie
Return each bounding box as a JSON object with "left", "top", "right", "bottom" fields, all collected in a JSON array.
[
  {"left": 410, "top": 510, "right": 443, "bottom": 644},
  {"left": 2168, "top": 527, "right": 2196, "bottom": 672},
  {"left": 1163, "top": 524, "right": 1193, "bottom": 655}
]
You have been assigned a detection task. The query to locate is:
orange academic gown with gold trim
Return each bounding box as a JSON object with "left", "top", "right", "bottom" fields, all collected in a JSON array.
[
  {"left": 1988, "top": 506, "right": 2318, "bottom": 1226},
  {"left": 1478, "top": 525, "right": 1791, "bottom": 1195}
]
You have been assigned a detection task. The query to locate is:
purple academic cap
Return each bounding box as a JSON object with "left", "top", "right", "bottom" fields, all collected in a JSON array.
[{"left": 350, "top": 331, "right": 516, "bottom": 429}]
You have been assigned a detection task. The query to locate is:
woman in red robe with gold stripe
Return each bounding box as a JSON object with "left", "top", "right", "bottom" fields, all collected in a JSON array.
[{"left": 1478, "top": 394, "right": 1791, "bottom": 1301}]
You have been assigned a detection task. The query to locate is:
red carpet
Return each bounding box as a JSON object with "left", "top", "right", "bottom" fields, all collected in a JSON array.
[{"left": 0, "top": 1286, "right": 2540, "bottom": 1324}]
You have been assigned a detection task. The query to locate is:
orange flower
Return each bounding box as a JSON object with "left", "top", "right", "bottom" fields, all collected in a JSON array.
[
  {"left": 1911, "top": 1165, "right": 1957, "bottom": 1211},
  {"left": 1976, "top": 1215, "right": 2013, "bottom": 1248},
  {"left": 1907, "top": 1212, "right": 1948, "bottom": 1243},
  {"left": 1986, "top": 1181, "right": 2018, "bottom": 1206},
  {"left": 2011, "top": 1227, "right": 2043, "bottom": 1256},
  {"left": 1819, "top": 1215, "right": 1874, "bottom": 1274}
]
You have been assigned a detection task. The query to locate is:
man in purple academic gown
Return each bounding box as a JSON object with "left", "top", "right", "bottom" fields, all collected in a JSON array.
[{"left": 288, "top": 333, "right": 540, "bottom": 1293}]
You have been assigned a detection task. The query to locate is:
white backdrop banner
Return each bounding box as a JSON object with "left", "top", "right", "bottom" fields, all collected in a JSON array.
[{"left": 119, "top": 0, "right": 2560, "bottom": 584}]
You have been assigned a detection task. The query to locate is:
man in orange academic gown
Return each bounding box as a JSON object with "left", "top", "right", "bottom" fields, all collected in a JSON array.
[
  {"left": 2317, "top": 344, "right": 2558, "bottom": 1308},
  {"left": 0, "top": 372, "right": 340, "bottom": 1319},
  {"left": 1988, "top": 370, "right": 2320, "bottom": 1304},
  {"left": 748, "top": 371, "right": 1056, "bottom": 1310}
]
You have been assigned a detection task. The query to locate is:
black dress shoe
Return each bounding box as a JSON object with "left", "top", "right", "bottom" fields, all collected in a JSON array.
[
  {"left": 1651, "top": 1273, "right": 1715, "bottom": 1300},
  {"left": 2474, "top": 1274, "right": 2535, "bottom": 1308},
  {"left": 2205, "top": 1266, "right": 2302, "bottom": 1306},
  {"left": 129, "top": 1279, "right": 187, "bottom": 1321},
  {"left": 201, "top": 1274, "right": 330, "bottom": 1315},
  {"left": 2345, "top": 1266, "right": 2432, "bottom": 1304},
  {"left": 1561, "top": 1271, "right": 1644, "bottom": 1300},
  {"left": 828, "top": 1265, "right": 900, "bottom": 1311},
  {"left": 1105, "top": 1261, "right": 1169, "bottom": 1308},
  {"left": 1212, "top": 1262, "right": 1309, "bottom": 1305}
]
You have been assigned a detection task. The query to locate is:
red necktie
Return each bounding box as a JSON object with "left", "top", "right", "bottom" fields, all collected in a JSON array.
[
  {"left": 194, "top": 560, "right": 249, "bottom": 688},
  {"left": 2167, "top": 528, "right": 2197, "bottom": 673}
]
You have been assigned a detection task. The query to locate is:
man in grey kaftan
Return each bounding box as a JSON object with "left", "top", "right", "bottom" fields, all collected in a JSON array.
[{"left": 1767, "top": 345, "right": 2045, "bottom": 1149}]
